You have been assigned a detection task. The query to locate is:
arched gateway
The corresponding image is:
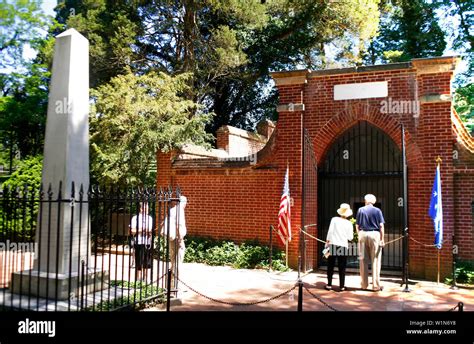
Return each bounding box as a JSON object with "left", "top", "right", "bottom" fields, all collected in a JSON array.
[{"left": 318, "top": 121, "right": 404, "bottom": 271}]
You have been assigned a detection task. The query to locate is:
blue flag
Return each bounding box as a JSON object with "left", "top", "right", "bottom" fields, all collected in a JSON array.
[{"left": 429, "top": 165, "right": 443, "bottom": 249}]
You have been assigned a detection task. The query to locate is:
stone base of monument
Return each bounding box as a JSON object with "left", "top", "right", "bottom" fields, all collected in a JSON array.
[{"left": 10, "top": 269, "right": 109, "bottom": 300}]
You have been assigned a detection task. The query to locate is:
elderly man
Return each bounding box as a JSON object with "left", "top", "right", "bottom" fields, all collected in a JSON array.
[
  {"left": 162, "top": 196, "right": 187, "bottom": 289},
  {"left": 356, "top": 194, "right": 385, "bottom": 291}
]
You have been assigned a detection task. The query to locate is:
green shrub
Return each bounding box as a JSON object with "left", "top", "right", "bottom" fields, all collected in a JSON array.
[
  {"left": 445, "top": 261, "right": 474, "bottom": 286},
  {"left": 0, "top": 155, "right": 43, "bottom": 241},
  {"left": 88, "top": 280, "right": 165, "bottom": 311},
  {"left": 184, "top": 236, "right": 289, "bottom": 272},
  {"left": 2, "top": 155, "right": 42, "bottom": 191}
]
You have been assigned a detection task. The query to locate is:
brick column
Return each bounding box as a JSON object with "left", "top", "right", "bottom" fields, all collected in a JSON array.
[
  {"left": 272, "top": 70, "right": 309, "bottom": 268},
  {"left": 410, "top": 57, "right": 459, "bottom": 279}
]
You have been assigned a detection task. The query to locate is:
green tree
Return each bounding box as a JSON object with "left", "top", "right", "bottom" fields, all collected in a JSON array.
[
  {"left": 0, "top": 0, "right": 57, "bottom": 159},
  {"left": 0, "top": 0, "right": 48, "bottom": 71},
  {"left": 55, "top": 0, "right": 143, "bottom": 88},
  {"left": 364, "top": 0, "right": 446, "bottom": 64},
  {"left": 433, "top": 0, "right": 473, "bottom": 132},
  {"left": 454, "top": 83, "right": 474, "bottom": 133},
  {"left": 57, "top": 0, "right": 382, "bottom": 134},
  {"left": 90, "top": 71, "right": 213, "bottom": 186},
  {"left": 2, "top": 154, "right": 43, "bottom": 191}
]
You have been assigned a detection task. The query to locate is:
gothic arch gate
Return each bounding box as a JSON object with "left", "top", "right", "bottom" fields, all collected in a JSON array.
[{"left": 317, "top": 121, "right": 404, "bottom": 271}]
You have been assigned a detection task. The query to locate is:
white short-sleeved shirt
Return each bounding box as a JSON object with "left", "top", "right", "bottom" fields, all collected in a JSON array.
[
  {"left": 162, "top": 205, "right": 186, "bottom": 240},
  {"left": 326, "top": 217, "right": 354, "bottom": 248},
  {"left": 130, "top": 214, "right": 153, "bottom": 245}
]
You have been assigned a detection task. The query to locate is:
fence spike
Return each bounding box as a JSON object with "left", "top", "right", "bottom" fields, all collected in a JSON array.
[
  {"left": 47, "top": 183, "right": 53, "bottom": 199},
  {"left": 58, "top": 180, "right": 63, "bottom": 200},
  {"left": 71, "top": 181, "right": 75, "bottom": 198}
]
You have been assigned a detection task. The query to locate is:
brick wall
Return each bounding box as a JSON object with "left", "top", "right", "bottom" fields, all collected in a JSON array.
[{"left": 156, "top": 57, "right": 474, "bottom": 279}]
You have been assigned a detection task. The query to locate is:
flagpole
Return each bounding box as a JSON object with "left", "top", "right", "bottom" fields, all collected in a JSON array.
[
  {"left": 437, "top": 250, "right": 440, "bottom": 284},
  {"left": 286, "top": 161, "right": 289, "bottom": 268},
  {"left": 436, "top": 156, "right": 442, "bottom": 284}
]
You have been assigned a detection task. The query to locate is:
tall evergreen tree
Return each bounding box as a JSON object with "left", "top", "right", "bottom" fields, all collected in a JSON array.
[
  {"left": 56, "top": 0, "right": 382, "bottom": 133},
  {"left": 0, "top": 0, "right": 56, "bottom": 158},
  {"left": 364, "top": 0, "right": 446, "bottom": 64}
]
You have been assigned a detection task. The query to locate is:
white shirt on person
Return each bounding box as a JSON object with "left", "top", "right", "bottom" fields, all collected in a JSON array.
[
  {"left": 326, "top": 217, "right": 354, "bottom": 248},
  {"left": 162, "top": 205, "right": 186, "bottom": 241},
  {"left": 130, "top": 214, "right": 153, "bottom": 245}
]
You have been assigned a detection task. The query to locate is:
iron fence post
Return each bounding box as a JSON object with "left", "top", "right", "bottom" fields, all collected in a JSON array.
[
  {"left": 81, "top": 260, "right": 85, "bottom": 310},
  {"left": 458, "top": 302, "right": 463, "bottom": 312},
  {"left": 166, "top": 268, "right": 172, "bottom": 312}
]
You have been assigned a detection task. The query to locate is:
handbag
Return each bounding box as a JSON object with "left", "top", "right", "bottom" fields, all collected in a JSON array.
[{"left": 322, "top": 247, "right": 330, "bottom": 259}]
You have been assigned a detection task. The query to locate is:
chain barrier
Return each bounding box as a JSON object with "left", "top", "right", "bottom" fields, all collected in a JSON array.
[
  {"left": 301, "top": 229, "right": 326, "bottom": 243},
  {"left": 302, "top": 284, "right": 338, "bottom": 311},
  {"left": 384, "top": 235, "right": 404, "bottom": 245},
  {"left": 301, "top": 229, "right": 405, "bottom": 246},
  {"left": 409, "top": 236, "right": 438, "bottom": 247},
  {"left": 176, "top": 276, "right": 297, "bottom": 306},
  {"left": 172, "top": 274, "right": 464, "bottom": 312}
]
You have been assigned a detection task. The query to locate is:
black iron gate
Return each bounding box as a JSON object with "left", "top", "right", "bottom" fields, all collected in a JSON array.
[
  {"left": 301, "top": 129, "right": 317, "bottom": 273},
  {"left": 0, "top": 184, "right": 182, "bottom": 311},
  {"left": 318, "top": 121, "right": 404, "bottom": 271}
]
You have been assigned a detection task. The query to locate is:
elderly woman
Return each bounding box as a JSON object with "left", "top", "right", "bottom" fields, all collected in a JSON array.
[{"left": 325, "top": 203, "right": 354, "bottom": 292}]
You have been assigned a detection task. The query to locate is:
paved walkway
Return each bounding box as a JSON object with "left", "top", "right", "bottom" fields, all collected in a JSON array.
[{"left": 146, "top": 263, "right": 474, "bottom": 311}]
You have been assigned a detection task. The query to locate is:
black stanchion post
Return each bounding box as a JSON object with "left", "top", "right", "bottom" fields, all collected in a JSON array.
[
  {"left": 403, "top": 228, "right": 410, "bottom": 292},
  {"left": 298, "top": 228, "right": 302, "bottom": 280},
  {"left": 458, "top": 302, "right": 463, "bottom": 312},
  {"left": 166, "top": 269, "right": 172, "bottom": 312},
  {"left": 450, "top": 234, "right": 458, "bottom": 290},
  {"left": 297, "top": 279, "right": 303, "bottom": 312},
  {"left": 269, "top": 225, "right": 273, "bottom": 272},
  {"left": 297, "top": 227, "right": 303, "bottom": 312}
]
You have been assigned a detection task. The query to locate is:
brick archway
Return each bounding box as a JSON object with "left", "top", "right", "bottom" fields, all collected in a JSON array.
[{"left": 313, "top": 102, "right": 423, "bottom": 167}]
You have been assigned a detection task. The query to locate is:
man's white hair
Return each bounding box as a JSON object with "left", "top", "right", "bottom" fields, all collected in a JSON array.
[{"left": 364, "top": 194, "right": 376, "bottom": 204}]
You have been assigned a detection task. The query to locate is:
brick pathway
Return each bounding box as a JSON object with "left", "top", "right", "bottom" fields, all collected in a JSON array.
[{"left": 146, "top": 263, "right": 474, "bottom": 311}]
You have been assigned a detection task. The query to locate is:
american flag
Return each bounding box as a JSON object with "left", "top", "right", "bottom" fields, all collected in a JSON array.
[{"left": 277, "top": 167, "right": 291, "bottom": 245}]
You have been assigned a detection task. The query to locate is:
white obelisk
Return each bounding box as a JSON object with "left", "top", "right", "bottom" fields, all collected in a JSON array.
[{"left": 12, "top": 29, "right": 97, "bottom": 300}]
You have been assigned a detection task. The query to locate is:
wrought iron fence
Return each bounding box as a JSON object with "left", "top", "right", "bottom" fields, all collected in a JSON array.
[{"left": 0, "top": 183, "right": 182, "bottom": 311}]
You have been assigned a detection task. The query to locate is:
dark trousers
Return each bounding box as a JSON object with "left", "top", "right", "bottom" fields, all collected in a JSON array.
[{"left": 327, "top": 251, "right": 348, "bottom": 288}]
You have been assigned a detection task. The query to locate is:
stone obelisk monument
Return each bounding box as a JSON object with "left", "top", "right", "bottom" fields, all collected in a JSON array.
[{"left": 12, "top": 29, "right": 103, "bottom": 300}]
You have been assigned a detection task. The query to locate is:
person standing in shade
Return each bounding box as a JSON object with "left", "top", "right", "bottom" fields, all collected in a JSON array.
[
  {"left": 325, "top": 203, "right": 354, "bottom": 292},
  {"left": 130, "top": 202, "right": 153, "bottom": 282},
  {"left": 162, "top": 196, "right": 187, "bottom": 289},
  {"left": 356, "top": 194, "right": 385, "bottom": 291}
]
